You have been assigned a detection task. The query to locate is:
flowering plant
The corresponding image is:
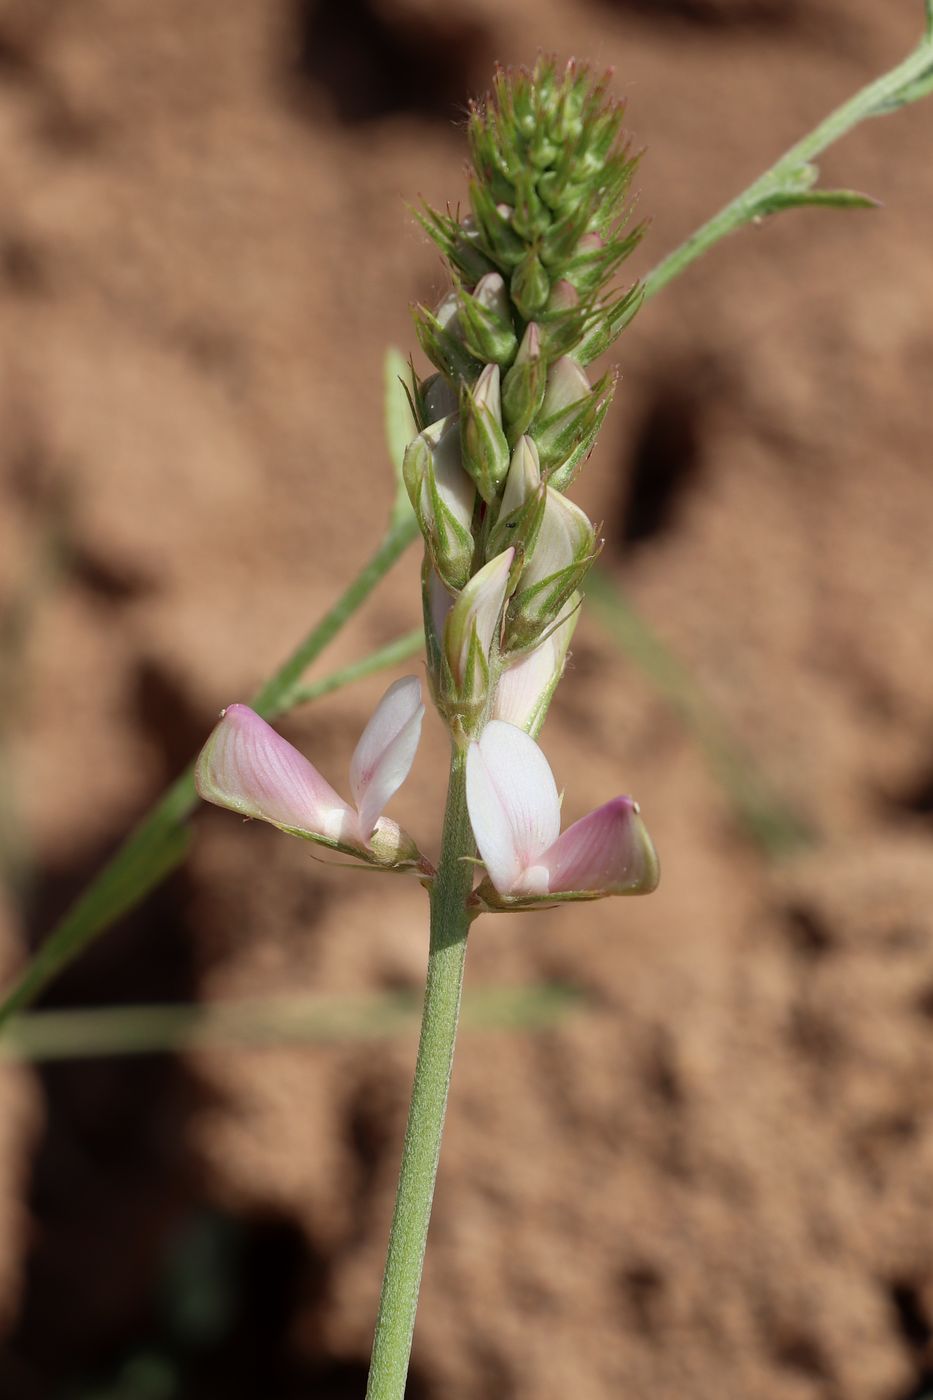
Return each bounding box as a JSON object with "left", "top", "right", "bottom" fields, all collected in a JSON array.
[
  {"left": 195, "top": 60, "right": 661, "bottom": 1396},
  {"left": 1, "top": 20, "right": 931, "bottom": 1399}
]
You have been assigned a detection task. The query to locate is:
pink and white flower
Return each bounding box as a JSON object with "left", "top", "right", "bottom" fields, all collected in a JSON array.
[
  {"left": 466, "top": 720, "right": 659, "bottom": 904},
  {"left": 195, "top": 677, "right": 425, "bottom": 866}
]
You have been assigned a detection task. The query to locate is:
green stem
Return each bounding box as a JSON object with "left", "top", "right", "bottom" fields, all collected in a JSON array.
[
  {"left": 643, "top": 27, "right": 933, "bottom": 301},
  {"left": 366, "top": 744, "right": 476, "bottom": 1400},
  {"left": 587, "top": 571, "right": 813, "bottom": 858},
  {"left": 256, "top": 518, "right": 419, "bottom": 719},
  {"left": 287, "top": 628, "right": 424, "bottom": 710},
  {"left": 0, "top": 517, "right": 418, "bottom": 1030},
  {"left": 0, "top": 984, "right": 580, "bottom": 1062}
]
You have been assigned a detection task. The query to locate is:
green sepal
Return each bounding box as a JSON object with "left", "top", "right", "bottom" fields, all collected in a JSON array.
[
  {"left": 539, "top": 202, "right": 597, "bottom": 267},
  {"left": 510, "top": 169, "right": 550, "bottom": 242},
  {"left": 510, "top": 248, "right": 551, "bottom": 318},
  {"left": 538, "top": 301, "right": 593, "bottom": 362},
  {"left": 412, "top": 304, "right": 483, "bottom": 386},
  {"left": 532, "top": 369, "right": 617, "bottom": 487},
  {"left": 403, "top": 420, "right": 475, "bottom": 592},
  {"left": 563, "top": 224, "right": 645, "bottom": 297},
  {"left": 456, "top": 280, "right": 518, "bottom": 366},
  {"left": 421, "top": 552, "right": 447, "bottom": 695},
  {"left": 487, "top": 479, "right": 547, "bottom": 563},
  {"left": 414, "top": 203, "right": 495, "bottom": 284},
  {"left": 501, "top": 327, "right": 546, "bottom": 443},
  {"left": 576, "top": 286, "right": 643, "bottom": 364},
  {"left": 504, "top": 548, "right": 600, "bottom": 653},
  {"left": 460, "top": 372, "right": 510, "bottom": 503},
  {"left": 469, "top": 180, "right": 526, "bottom": 269}
]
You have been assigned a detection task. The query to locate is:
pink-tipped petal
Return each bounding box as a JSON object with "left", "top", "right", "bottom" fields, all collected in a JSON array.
[
  {"left": 540, "top": 795, "right": 660, "bottom": 896},
  {"left": 466, "top": 721, "right": 561, "bottom": 896},
  {"left": 349, "top": 677, "right": 425, "bottom": 838},
  {"left": 195, "top": 704, "right": 356, "bottom": 843}
]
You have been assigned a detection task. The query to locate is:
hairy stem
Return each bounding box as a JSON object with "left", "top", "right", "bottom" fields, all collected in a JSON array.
[{"left": 366, "top": 745, "right": 476, "bottom": 1400}]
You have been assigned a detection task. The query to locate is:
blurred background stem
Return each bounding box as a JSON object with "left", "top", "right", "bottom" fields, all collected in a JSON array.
[{"left": 0, "top": 517, "right": 417, "bottom": 1030}]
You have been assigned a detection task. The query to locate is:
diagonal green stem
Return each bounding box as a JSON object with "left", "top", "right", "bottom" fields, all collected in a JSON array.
[
  {"left": 0, "top": 517, "right": 418, "bottom": 1030},
  {"left": 587, "top": 571, "right": 813, "bottom": 857},
  {"left": 0, "top": 984, "right": 579, "bottom": 1062},
  {"left": 366, "top": 744, "right": 476, "bottom": 1400},
  {"left": 287, "top": 629, "right": 424, "bottom": 710},
  {"left": 643, "top": 24, "right": 933, "bottom": 301}
]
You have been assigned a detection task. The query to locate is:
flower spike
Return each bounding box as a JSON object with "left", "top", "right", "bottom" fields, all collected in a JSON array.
[
  {"left": 466, "top": 720, "right": 659, "bottom": 906},
  {"left": 196, "top": 679, "right": 425, "bottom": 868}
]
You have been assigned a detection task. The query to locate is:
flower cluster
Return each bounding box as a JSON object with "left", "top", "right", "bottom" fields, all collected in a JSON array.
[
  {"left": 408, "top": 58, "right": 644, "bottom": 733},
  {"left": 194, "top": 60, "right": 659, "bottom": 910}
]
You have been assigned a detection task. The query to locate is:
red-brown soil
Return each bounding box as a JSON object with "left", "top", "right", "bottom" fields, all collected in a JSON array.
[{"left": 1, "top": 1, "right": 932, "bottom": 1397}]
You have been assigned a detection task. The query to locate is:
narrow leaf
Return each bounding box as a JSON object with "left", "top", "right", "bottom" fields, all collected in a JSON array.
[{"left": 753, "top": 188, "right": 880, "bottom": 217}]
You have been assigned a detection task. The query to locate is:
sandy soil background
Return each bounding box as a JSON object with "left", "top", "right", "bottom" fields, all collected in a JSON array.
[{"left": 1, "top": 0, "right": 932, "bottom": 1396}]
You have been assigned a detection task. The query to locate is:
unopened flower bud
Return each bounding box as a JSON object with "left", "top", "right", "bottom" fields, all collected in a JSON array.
[
  {"left": 547, "top": 280, "right": 580, "bottom": 315},
  {"left": 460, "top": 363, "right": 510, "bottom": 504},
  {"left": 469, "top": 182, "right": 526, "bottom": 269},
  {"left": 501, "top": 322, "right": 546, "bottom": 443},
  {"left": 403, "top": 413, "right": 475, "bottom": 591},
  {"left": 540, "top": 356, "right": 590, "bottom": 420},
  {"left": 575, "top": 284, "right": 643, "bottom": 365},
  {"left": 443, "top": 548, "right": 514, "bottom": 707},
  {"left": 511, "top": 170, "right": 549, "bottom": 241},
  {"left": 487, "top": 435, "right": 544, "bottom": 558},
  {"left": 457, "top": 272, "right": 518, "bottom": 366},
  {"left": 505, "top": 488, "right": 597, "bottom": 650},
  {"left": 413, "top": 302, "right": 482, "bottom": 387},
  {"left": 499, "top": 435, "right": 541, "bottom": 519},
  {"left": 533, "top": 368, "right": 617, "bottom": 491},
  {"left": 510, "top": 247, "right": 550, "bottom": 318}
]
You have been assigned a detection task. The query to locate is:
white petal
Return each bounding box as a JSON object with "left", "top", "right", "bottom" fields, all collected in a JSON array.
[
  {"left": 497, "top": 436, "right": 541, "bottom": 521},
  {"left": 429, "top": 414, "right": 475, "bottom": 533},
  {"left": 349, "top": 677, "right": 425, "bottom": 837},
  {"left": 521, "top": 488, "right": 593, "bottom": 588},
  {"left": 195, "top": 704, "right": 356, "bottom": 842},
  {"left": 540, "top": 355, "right": 590, "bottom": 419},
  {"left": 493, "top": 638, "right": 559, "bottom": 732},
  {"left": 493, "top": 603, "right": 578, "bottom": 733},
  {"left": 466, "top": 721, "right": 561, "bottom": 896}
]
